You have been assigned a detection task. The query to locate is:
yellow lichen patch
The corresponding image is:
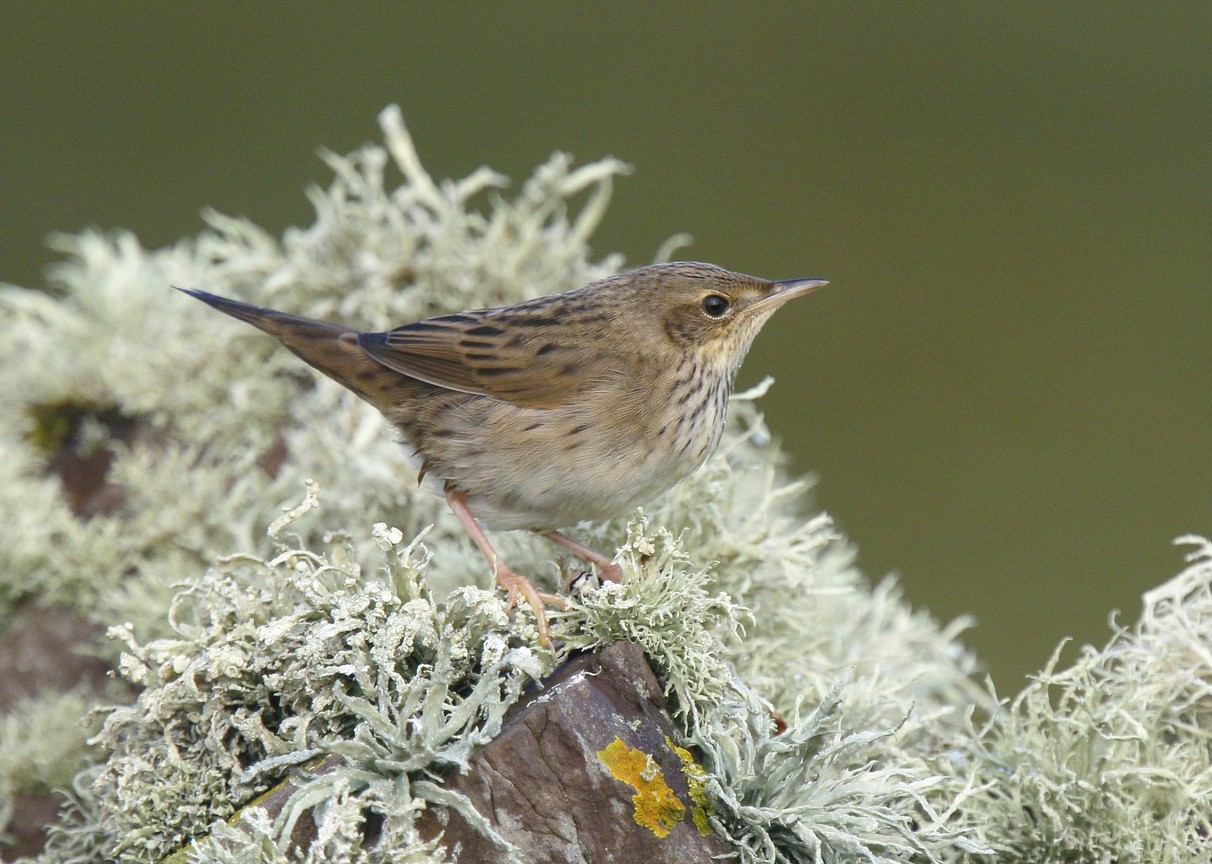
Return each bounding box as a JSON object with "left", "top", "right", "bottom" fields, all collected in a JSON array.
[
  {"left": 666, "top": 735, "right": 715, "bottom": 836},
  {"left": 597, "top": 737, "right": 685, "bottom": 838}
]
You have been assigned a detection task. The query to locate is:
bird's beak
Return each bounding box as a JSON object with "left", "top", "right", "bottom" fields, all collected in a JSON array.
[{"left": 750, "top": 277, "right": 828, "bottom": 312}]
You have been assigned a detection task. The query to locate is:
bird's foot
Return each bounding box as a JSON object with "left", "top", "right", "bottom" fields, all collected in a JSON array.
[
  {"left": 597, "top": 561, "right": 624, "bottom": 584},
  {"left": 541, "top": 530, "right": 624, "bottom": 584},
  {"left": 494, "top": 564, "right": 565, "bottom": 648}
]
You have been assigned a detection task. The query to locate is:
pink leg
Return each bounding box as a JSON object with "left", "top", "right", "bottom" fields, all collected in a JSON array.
[
  {"left": 447, "top": 490, "right": 563, "bottom": 647},
  {"left": 541, "top": 530, "right": 624, "bottom": 584}
]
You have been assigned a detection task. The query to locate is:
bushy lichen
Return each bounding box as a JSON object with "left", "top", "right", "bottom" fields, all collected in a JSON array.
[
  {"left": 35, "top": 486, "right": 549, "bottom": 864},
  {"left": 0, "top": 105, "right": 629, "bottom": 629},
  {"left": 559, "top": 511, "right": 993, "bottom": 862},
  {"left": 1, "top": 108, "right": 1208, "bottom": 864},
  {"left": 959, "top": 535, "right": 1212, "bottom": 861},
  {"left": 0, "top": 689, "right": 101, "bottom": 814}
]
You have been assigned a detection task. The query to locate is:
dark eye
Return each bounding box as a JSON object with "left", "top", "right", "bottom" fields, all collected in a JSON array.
[{"left": 701, "top": 294, "right": 730, "bottom": 317}]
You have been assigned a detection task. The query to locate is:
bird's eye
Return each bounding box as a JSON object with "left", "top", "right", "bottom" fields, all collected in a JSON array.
[{"left": 701, "top": 294, "right": 730, "bottom": 317}]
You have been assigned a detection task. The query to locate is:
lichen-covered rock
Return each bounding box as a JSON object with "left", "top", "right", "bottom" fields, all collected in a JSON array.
[
  {"left": 416, "top": 642, "right": 731, "bottom": 863},
  {"left": 2, "top": 108, "right": 1209, "bottom": 864}
]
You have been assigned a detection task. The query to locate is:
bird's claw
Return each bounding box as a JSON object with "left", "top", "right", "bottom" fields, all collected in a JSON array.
[
  {"left": 598, "top": 562, "right": 624, "bottom": 584},
  {"left": 493, "top": 564, "right": 556, "bottom": 648}
]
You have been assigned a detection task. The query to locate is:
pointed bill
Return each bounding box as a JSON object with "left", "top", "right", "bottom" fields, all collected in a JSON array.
[{"left": 750, "top": 277, "right": 828, "bottom": 312}]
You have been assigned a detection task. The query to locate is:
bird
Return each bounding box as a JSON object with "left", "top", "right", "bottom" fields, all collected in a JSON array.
[{"left": 178, "top": 262, "right": 826, "bottom": 646}]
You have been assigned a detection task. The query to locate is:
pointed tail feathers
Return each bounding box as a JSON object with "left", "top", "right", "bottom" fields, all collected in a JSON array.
[{"left": 176, "top": 288, "right": 406, "bottom": 404}]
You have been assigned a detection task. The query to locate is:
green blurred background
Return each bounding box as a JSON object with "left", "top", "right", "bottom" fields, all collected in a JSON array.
[{"left": 2, "top": 4, "right": 1209, "bottom": 691}]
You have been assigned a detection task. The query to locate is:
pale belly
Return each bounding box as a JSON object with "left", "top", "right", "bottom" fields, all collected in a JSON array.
[{"left": 402, "top": 393, "right": 726, "bottom": 531}]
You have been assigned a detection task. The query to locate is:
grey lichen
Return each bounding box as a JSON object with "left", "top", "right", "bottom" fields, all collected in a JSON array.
[
  {"left": 1, "top": 107, "right": 1209, "bottom": 863},
  {"left": 962, "top": 535, "right": 1212, "bottom": 860},
  {"left": 0, "top": 105, "right": 628, "bottom": 628},
  {"left": 45, "top": 493, "right": 548, "bottom": 864},
  {"left": 0, "top": 689, "right": 101, "bottom": 821}
]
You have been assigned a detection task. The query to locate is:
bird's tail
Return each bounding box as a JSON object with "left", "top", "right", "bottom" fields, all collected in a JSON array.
[{"left": 177, "top": 288, "right": 404, "bottom": 404}]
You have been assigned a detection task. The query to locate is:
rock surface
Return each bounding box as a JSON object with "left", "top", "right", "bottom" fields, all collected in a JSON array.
[
  {"left": 0, "top": 605, "right": 114, "bottom": 860},
  {"left": 416, "top": 641, "right": 729, "bottom": 863},
  {"left": 215, "top": 642, "right": 729, "bottom": 863}
]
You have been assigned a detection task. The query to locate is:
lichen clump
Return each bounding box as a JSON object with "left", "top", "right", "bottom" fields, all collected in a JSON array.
[
  {"left": 596, "top": 738, "right": 686, "bottom": 838},
  {"left": 1, "top": 107, "right": 1209, "bottom": 864},
  {"left": 666, "top": 736, "right": 714, "bottom": 837}
]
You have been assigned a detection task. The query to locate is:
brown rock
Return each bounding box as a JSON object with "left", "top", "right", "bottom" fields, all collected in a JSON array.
[
  {"left": 206, "top": 643, "right": 729, "bottom": 863},
  {"left": 0, "top": 605, "right": 114, "bottom": 859},
  {"left": 33, "top": 401, "right": 140, "bottom": 518},
  {"left": 0, "top": 605, "right": 111, "bottom": 712},
  {"left": 417, "top": 641, "right": 729, "bottom": 863},
  {"left": 2, "top": 794, "right": 63, "bottom": 861}
]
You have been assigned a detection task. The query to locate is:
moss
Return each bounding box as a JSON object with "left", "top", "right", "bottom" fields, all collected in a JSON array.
[
  {"left": 24, "top": 400, "right": 81, "bottom": 455},
  {"left": 24, "top": 400, "right": 136, "bottom": 457}
]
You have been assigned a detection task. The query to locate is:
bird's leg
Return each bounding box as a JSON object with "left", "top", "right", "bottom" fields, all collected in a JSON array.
[
  {"left": 446, "top": 489, "right": 563, "bottom": 647},
  {"left": 541, "top": 530, "right": 624, "bottom": 584}
]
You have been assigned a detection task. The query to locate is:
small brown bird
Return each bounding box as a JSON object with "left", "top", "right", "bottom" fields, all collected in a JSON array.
[{"left": 180, "top": 262, "right": 825, "bottom": 645}]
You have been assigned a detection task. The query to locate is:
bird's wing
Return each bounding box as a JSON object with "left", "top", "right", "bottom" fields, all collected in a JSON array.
[{"left": 356, "top": 308, "right": 603, "bottom": 409}]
